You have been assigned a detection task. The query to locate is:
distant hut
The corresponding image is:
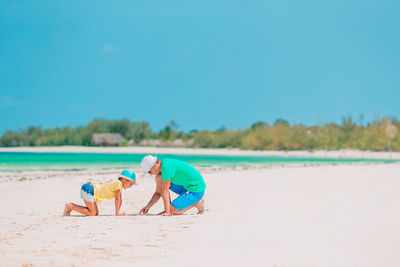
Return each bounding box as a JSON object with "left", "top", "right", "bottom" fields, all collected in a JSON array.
[
  {"left": 187, "top": 139, "right": 194, "bottom": 146},
  {"left": 138, "top": 140, "right": 149, "bottom": 146},
  {"left": 137, "top": 139, "right": 165, "bottom": 147},
  {"left": 171, "top": 139, "right": 184, "bottom": 147},
  {"left": 92, "top": 133, "right": 124, "bottom": 146},
  {"left": 148, "top": 139, "right": 165, "bottom": 147},
  {"left": 8, "top": 140, "right": 18, "bottom": 147},
  {"left": 128, "top": 139, "right": 136, "bottom": 146}
]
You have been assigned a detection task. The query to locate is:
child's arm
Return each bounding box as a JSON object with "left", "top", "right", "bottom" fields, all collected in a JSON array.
[{"left": 114, "top": 190, "right": 126, "bottom": 216}]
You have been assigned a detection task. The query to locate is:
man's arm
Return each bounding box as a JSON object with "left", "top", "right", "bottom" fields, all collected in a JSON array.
[
  {"left": 114, "top": 190, "right": 125, "bottom": 216},
  {"left": 161, "top": 178, "right": 172, "bottom": 216},
  {"left": 139, "top": 174, "right": 163, "bottom": 214}
]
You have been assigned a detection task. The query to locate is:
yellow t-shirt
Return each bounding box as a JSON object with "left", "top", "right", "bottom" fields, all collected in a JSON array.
[{"left": 93, "top": 180, "right": 123, "bottom": 203}]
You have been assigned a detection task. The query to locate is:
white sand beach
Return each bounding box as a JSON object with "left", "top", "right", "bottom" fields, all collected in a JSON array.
[{"left": 1, "top": 159, "right": 400, "bottom": 266}]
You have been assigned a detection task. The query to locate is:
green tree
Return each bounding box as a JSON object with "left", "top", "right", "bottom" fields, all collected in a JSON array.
[{"left": 194, "top": 130, "right": 217, "bottom": 147}]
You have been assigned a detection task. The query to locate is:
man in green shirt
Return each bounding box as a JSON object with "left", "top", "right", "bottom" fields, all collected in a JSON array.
[{"left": 139, "top": 155, "right": 206, "bottom": 216}]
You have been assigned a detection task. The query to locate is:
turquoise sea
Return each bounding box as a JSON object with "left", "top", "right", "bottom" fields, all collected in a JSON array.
[{"left": 0, "top": 152, "right": 397, "bottom": 172}]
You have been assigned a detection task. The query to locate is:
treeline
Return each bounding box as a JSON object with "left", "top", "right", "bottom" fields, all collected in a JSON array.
[{"left": 1, "top": 117, "right": 400, "bottom": 151}]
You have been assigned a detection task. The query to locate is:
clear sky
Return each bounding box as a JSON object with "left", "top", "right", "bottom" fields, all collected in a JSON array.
[{"left": 1, "top": 0, "right": 399, "bottom": 134}]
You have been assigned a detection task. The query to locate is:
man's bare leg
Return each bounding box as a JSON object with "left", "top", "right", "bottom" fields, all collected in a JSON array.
[
  {"left": 170, "top": 198, "right": 205, "bottom": 215},
  {"left": 63, "top": 201, "right": 98, "bottom": 216},
  {"left": 195, "top": 198, "right": 205, "bottom": 214}
]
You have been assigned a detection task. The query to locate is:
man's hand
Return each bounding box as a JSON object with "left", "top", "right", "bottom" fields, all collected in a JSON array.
[
  {"left": 161, "top": 212, "right": 172, "bottom": 216},
  {"left": 139, "top": 205, "right": 150, "bottom": 214}
]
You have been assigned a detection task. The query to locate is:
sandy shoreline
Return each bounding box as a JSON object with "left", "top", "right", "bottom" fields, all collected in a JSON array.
[
  {"left": 1, "top": 145, "right": 400, "bottom": 159},
  {"left": 1, "top": 162, "right": 400, "bottom": 266},
  {"left": 0, "top": 161, "right": 393, "bottom": 184}
]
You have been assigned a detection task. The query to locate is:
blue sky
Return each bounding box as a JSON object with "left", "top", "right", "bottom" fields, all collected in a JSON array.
[{"left": 0, "top": 0, "right": 399, "bottom": 134}]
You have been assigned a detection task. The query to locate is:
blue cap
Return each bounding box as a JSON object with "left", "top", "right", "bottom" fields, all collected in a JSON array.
[{"left": 119, "top": 170, "right": 136, "bottom": 184}]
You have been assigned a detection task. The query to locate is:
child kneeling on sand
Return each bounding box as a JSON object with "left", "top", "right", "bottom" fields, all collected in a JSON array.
[{"left": 63, "top": 170, "right": 136, "bottom": 216}]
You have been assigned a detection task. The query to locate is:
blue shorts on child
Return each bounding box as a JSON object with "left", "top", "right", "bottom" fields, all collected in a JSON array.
[{"left": 80, "top": 182, "right": 95, "bottom": 202}]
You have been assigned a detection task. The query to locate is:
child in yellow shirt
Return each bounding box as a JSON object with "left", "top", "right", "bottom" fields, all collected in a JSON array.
[{"left": 63, "top": 170, "right": 136, "bottom": 216}]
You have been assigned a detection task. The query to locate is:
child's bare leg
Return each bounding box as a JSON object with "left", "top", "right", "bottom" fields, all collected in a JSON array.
[
  {"left": 64, "top": 203, "right": 73, "bottom": 216},
  {"left": 88, "top": 200, "right": 99, "bottom": 215},
  {"left": 64, "top": 201, "right": 98, "bottom": 216}
]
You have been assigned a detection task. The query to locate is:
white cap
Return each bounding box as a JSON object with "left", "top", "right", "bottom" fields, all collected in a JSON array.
[{"left": 140, "top": 155, "right": 157, "bottom": 174}]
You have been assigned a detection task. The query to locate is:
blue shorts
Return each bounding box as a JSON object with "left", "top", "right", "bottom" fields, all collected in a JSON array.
[
  {"left": 170, "top": 183, "right": 205, "bottom": 211},
  {"left": 80, "top": 182, "right": 95, "bottom": 202}
]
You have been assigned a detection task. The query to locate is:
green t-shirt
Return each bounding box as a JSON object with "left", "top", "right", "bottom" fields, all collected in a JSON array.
[{"left": 161, "top": 158, "right": 206, "bottom": 192}]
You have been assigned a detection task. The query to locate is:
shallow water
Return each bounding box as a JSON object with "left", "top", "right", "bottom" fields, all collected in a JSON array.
[{"left": 0, "top": 152, "right": 397, "bottom": 172}]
